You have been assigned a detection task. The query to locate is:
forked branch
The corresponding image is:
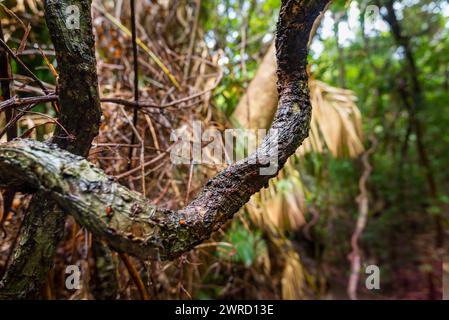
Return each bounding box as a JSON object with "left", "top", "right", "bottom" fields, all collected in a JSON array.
[{"left": 0, "top": 0, "right": 331, "bottom": 261}]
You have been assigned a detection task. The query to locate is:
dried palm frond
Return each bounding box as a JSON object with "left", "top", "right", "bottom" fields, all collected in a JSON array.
[
  {"left": 233, "top": 44, "right": 364, "bottom": 158},
  {"left": 301, "top": 80, "right": 364, "bottom": 158},
  {"left": 246, "top": 194, "right": 308, "bottom": 300},
  {"left": 281, "top": 251, "right": 307, "bottom": 300},
  {"left": 244, "top": 77, "right": 364, "bottom": 236},
  {"left": 248, "top": 162, "right": 307, "bottom": 231},
  {"left": 238, "top": 76, "right": 365, "bottom": 299}
]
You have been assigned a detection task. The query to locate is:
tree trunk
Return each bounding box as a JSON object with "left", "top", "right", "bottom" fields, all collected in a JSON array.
[
  {"left": 379, "top": 0, "right": 442, "bottom": 247},
  {"left": 0, "top": 0, "right": 102, "bottom": 299}
]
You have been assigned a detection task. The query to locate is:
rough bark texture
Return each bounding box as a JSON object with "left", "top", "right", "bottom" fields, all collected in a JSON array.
[
  {"left": 45, "top": 0, "right": 102, "bottom": 155},
  {"left": 0, "top": 196, "right": 65, "bottom": 299},
  {"left": 0, "top": 0, "right": 102, "bottom": 299},
  {"left": 0, "top": 0, "right": 330, "bottom": 266}
]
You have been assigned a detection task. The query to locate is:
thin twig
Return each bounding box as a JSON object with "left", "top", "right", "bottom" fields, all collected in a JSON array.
[
  {"left": 119, "top": 106, "right": 146, "bottom": 196},
  {"left": 118, "top": 252, "right": 150, "bottom": 300},
  {"left": 0, "top": 38, "right": 50, "bottom": 95},
  {"left": 183, "top": 0, "right": 201, "bottom": 80},
  {"left": 0, "top": 95, "right": 58, "bottom": 112},
  {"left": 127, "top": 0, "right": 140, "bottom": 172},
  {"left": 0, "top": 20, "right": 17, "bottom": 236}
]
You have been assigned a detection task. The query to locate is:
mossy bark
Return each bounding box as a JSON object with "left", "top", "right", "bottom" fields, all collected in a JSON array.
[{"left": 44, "top": 0, "right": 102, "bottom": 156}]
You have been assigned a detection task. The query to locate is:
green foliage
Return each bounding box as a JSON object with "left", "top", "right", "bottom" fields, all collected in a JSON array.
[
  {"left": 218, "top": 222, "right": 267, "bottom": 267},
  {"left": 202, "top": 0, "right": 280, "bottom": 115}
]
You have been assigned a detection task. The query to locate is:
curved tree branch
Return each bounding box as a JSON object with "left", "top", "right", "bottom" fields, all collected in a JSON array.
[{"left": 0, "top": 0, "right": 331, "bottom": 261}]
